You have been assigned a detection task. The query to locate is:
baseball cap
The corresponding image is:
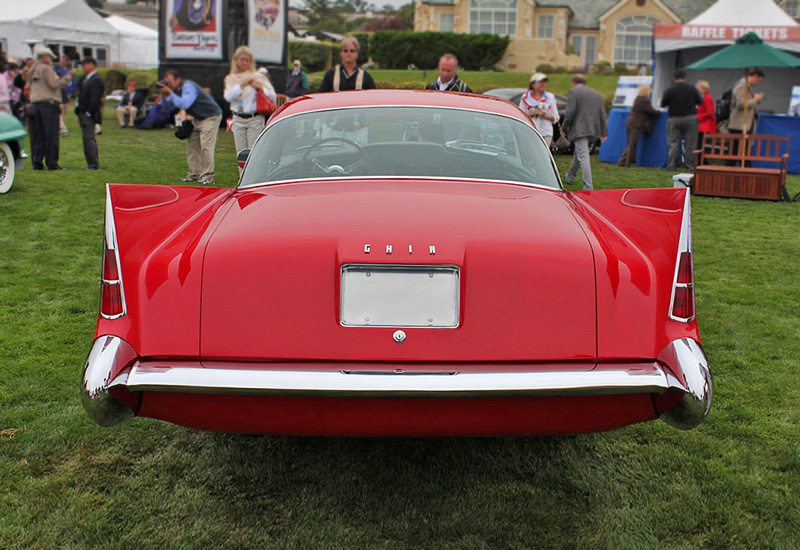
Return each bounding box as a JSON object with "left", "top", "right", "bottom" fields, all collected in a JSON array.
[{"left": 530, "top": 72, "right": 548, "bottom": 83}]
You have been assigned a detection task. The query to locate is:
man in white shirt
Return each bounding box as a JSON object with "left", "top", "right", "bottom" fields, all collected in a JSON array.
[{"left": 426, "top": 54, "right": 472, "bottom": 93}]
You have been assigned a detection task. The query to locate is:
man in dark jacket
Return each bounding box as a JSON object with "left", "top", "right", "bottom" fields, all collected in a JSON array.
[
  {"left": 75, "top": 57, "right": 104, "bottom": 170},
  {"left": 660, "top": 69, "right": 703, "bottom": 171},
  {"left": 426, "top": 54, "right": 472, "bottom": 93},
  {"left": 285, "top": 60, "right": 309, "bottom": 98}
]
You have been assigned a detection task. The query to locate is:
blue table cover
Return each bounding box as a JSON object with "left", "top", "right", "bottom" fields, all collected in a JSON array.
[
  {"left": 599, "top": 108, "right": 669, "bottom": 167},
  {"left": 754, "top": 114, "right": 800, "bottom": 174}
]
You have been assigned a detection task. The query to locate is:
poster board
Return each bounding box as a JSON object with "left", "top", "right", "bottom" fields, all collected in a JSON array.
[
  {"left": 164, "top": 0, "right": 223, "bottom": 60},
  {"left": 248, "top": 0, "right": 286, "bottom": 65},
  {"left": 612, "top": 76, "right": 654, "bottom": 108}
]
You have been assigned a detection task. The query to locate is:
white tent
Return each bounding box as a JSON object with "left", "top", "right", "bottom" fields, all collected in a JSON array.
[
  {"left": 105, "top": 15, "right": 158, "bottom": 69},
  {"left": 652, "top": 0, "right": 800, "bottom": 114},
  {"left": 0, "top": 0, "right": 157, "bottom": 69}
]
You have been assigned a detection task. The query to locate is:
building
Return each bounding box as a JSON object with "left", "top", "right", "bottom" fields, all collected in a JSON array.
[{"left": 414, "top": 0, "right": 800, "bottom": 72}]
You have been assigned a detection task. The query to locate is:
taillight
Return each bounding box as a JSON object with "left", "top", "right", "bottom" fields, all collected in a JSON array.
[
  {"left": 669, "top": 191, "right": 695, "bottom": 322},
  {"left": 101, "top": 186, "right": 127, "bottom": 319}
]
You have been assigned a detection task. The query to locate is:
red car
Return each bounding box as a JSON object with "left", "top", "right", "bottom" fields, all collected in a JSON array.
[{"left": 82, "top": 90, "right": 711, "bottom": 436}]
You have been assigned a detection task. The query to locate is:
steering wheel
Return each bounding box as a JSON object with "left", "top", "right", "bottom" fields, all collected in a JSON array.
[{"left": 297, "top": 137, "right": 373, "bottom": 177}]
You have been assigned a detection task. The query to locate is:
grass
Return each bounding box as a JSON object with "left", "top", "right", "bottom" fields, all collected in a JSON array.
[{"left": 0, "top": 105, "right": 798, "bottom": 548}]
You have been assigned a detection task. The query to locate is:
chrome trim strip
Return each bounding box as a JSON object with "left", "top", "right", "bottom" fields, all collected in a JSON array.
[
  {"left": 657, "top": 337, "right": 712, "bottom": 430},
  {"left": 668, "top": 189, "right": 696, "bottom": 322},
  {"left": 101, "top": 185, "right": 128, "bottom": 320},
  {"left": 123, "top": 363, "right": 672, "bottom": 397},
  {"left": 81, "top": 335, "right": 137, "bottom": 427}
]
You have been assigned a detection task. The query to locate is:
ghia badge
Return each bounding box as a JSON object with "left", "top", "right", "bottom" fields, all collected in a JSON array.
[{"left": 364, "top": 244, "right": 436, "bottom": 255}]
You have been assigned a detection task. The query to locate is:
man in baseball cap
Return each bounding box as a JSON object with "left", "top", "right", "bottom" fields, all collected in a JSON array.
[{"left": 28, "top": 45, "right": 74, "bottom": 170}]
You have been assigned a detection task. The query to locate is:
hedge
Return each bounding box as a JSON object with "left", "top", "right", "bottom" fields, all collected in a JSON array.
[
  {"left": 288, "top": 41, "right": 333, "bottom": 73},
  {"left": 370, "top": 31, "right": 509, "bottom": 70}
]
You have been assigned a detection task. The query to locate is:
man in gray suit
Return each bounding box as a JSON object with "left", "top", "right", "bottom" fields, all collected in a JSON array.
[{"left": 561, "top": 74, "right": 607, "bottom": 190}]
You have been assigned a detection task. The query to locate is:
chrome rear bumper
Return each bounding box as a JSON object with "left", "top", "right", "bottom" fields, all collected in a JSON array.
[{"left": 81, "top": 335, "right": 712, "bottom": 430}]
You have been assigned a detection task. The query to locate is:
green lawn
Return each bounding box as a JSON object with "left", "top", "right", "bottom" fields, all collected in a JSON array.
[{"left": 0, "top": 107, "right": 798, "bottom": 548}]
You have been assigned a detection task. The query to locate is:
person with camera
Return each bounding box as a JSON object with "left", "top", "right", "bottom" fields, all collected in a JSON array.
[
  {"left": 74, "top": 57, "right": 103, "bottom": 171},
  {"left": 158, "top": 69, "right": 222, "bottom": 185}
]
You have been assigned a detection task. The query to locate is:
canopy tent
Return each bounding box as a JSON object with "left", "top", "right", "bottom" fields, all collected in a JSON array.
[
  {"left": 104, "top": 15, "right": 158, "bottom": 69},
  {"left": 0, "top": 0, "right": 157, "bottom": 69},
  {"left": 652, "top": 0, "right": 800, "bottom": 114}
]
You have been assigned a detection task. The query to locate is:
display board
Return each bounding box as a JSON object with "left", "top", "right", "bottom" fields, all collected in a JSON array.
[
  {"left": 164, "top": 0, "right": 223, "bottom": 60},
  {"left": 248, "top": 0, "right": 286, "bottom": 64},
  {"left": 612, "top": 76, "right": 654, "bottom": 108}
]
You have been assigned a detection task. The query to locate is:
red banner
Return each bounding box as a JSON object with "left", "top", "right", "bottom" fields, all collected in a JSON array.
[{"left": 654, "top": 24, "right": 800, "bottom": 42}]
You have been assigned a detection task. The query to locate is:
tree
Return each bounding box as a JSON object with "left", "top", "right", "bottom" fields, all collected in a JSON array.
[{"left": 303, "top": 0, "right": 334, "bottom": 22}]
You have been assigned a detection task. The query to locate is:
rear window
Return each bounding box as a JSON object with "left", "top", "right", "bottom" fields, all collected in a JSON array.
[{"left": 239, "top": 106, "right": 560, "bottom": 189}]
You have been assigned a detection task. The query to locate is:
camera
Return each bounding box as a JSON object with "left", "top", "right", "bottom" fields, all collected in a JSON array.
[{"left": 156, "top": 80, "right": 167, "bottom": 88}]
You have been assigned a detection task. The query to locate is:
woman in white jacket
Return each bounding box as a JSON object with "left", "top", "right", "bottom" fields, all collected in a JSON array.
[
  {"left": 519, "top": 72, "right": 559, "bottom": 148},
  {"left": 224, "top": 45, "right": 277, "bottom": 153}
]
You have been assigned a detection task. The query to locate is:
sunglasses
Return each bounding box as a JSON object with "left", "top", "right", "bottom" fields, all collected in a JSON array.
[{"left": 341, "top": 49, "right": 358, "bottom": 53}]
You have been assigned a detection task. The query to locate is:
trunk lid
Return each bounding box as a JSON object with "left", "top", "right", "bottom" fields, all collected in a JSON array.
[{"left": 200, "top": 180, "right": 596, "bottom": 362}]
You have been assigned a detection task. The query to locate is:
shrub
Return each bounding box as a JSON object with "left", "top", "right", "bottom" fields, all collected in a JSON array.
[
  {"left": 602, "top": 93, "right": 614, "bottom": 114},
  {"left": 374, "top": 80, "right": 395, "bottom": 89},
  {"left": 288, "top": 41, "right": 333, "bottom": 73},
  {"left": 370, "top": 31, "right": 509, "bottom": 70},
  {"left": 396, "top": 80, "right": 427, "bottom": 89},
  {"left": 100, "top": 69, "right": 127, "bottom": 93},
  {"left": 535, "top": 63, "right": 554, "bottom": 73},
  {"left": 613, "top": 63, "right": 629, "bottom": 74},
  {"left": 555, "top": 66, "right": 568, "bottom": 74},
  {"left": 591, "top": 60, "right": 612, "bottom": 74},
  {"left": 126, "top": 71, "right": 157, "bottom": 99},
  {"left": 307, "top": 76, "right": 323, "bottom": 93}
]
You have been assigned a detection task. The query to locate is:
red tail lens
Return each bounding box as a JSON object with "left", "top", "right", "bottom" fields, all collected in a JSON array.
[
  {"left": 101, "top": 282, "right": 124, "bottom": 317},
  {"left": 676, "top": 252, "right": 693, "bottom": 284},
  {"left": 103, "top": 248, "right": 119, "bottom": 281},
  {"left": 671, "top": 285, "right": 695, "bottom": 320}
]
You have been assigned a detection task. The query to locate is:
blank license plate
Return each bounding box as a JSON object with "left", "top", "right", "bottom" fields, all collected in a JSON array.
[{"left": 340, "top": 265, "right": 460, "bottom": 328}]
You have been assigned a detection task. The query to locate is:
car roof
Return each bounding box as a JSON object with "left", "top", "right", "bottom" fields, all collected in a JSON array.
[{"left": 271, "top": 89, "right": 533, "bottom": 126}]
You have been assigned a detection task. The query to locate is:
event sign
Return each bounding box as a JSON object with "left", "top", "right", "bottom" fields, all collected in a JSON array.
[
  {"left": 165, "top": 0, "right": 222, "bottom": 60},
  {"left": 612, "top": 76, "right": 653, "bottom": 108},
  {"left": 790, "top": 87, "right": 800, "bottom": 116},
  {"left": 654, "top": 24, "right": 800, "bottom": 42},
  {"left": 248, "top": 0, "right": 286, "bottom": 64}
]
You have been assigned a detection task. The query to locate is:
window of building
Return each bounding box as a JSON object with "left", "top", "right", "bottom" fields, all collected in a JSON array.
[
  {"left": 537, "top": 14, "right": 554, "bottom": 38},
  {"left": 571, "top": 34, "right": 598, "bottom": 67},
  {"left": 440, "top": 12, "right": 454, "bottom": 32},
  {"left": 585, "top": 35, "right": 597, "bottom": 65},
  {"left": 469, "top": 0, "right": 517, "bottom": 36},
  {"left": 785, "top": 1, "right": 799, "bottom": 17},
  {"left": 614, "top": 15, "right": 659, "bottom": 65}
]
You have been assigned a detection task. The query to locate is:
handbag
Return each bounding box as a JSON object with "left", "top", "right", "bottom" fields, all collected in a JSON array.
[
  {"left": 256, "top": 88, "right": 277, "bottom": 116},
  {"left": 174, "top": 119, "right": 194, "bottom": 140}
]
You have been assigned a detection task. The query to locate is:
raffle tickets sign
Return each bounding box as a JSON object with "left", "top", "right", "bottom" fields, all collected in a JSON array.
[{"left": 249, "top": 0, "right": 286, "bottom": 65}]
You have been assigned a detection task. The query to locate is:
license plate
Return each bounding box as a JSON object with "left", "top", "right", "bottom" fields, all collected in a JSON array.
[{"left": 340, "top": 265, "right": 460, "bottom": 328}]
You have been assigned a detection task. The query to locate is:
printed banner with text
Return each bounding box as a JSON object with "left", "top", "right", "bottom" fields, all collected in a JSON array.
[
  {"left": 248, "top": 0, "right": 286, "bottom": 65},
  {"left": 166, "top": 0, "right": 222, "bottom": 60}
]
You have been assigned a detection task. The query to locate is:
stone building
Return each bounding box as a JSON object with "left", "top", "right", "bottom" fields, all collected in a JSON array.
[{"left": 413, "top": 0, "right": 800, "bottom": 72}]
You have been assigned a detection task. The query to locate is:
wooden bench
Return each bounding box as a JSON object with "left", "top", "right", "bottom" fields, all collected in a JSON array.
[{"left": 693, "top": 133, "right": 790, "bottom": 201}]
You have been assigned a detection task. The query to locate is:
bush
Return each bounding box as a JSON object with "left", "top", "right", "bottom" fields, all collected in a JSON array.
[
  {"left": 307, "top": 75, "right": 323, "bottom": 93},
  {"left": 100, "top": 69, "right": 127, "bottom": 93},
  {"left": 554, "top": 66, "right": 568, "bottom": 74},
  {"left": 396, "top": 80, "right": 427, "bottom": 89},
  {"left": 613, "top": 63, "right": 629, "bottom": 74},
  {"left": 535, "top": 63, "right": 554, "bottom": 73},
  {"left": 370, "top": 31, "right": 509, "bottom": 70},
  {"left": 349, "top": 32, "right": 371, "bottom": 66},
  {"left": 288, "top": 41, "right": 333, "bottom": 73},
  {"left": 374, "top": 80, "right": 395, "bottom": 89},
  {"left": 126, "top": 71, "right": 157, "bottom": 100},
  {"left": 602, "top": 93, "right": 614, "bottom": 114},
  {"left": 591, "top": 60, "right": 612, "bottom": 74}
]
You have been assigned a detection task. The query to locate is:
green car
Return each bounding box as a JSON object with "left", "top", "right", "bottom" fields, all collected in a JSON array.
[{"left": 0, "top": 112, "right": 27, "bottom": 194}]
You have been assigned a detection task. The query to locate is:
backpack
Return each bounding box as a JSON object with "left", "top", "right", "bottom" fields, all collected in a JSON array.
[{"left": 715, "top": 89, "right": 733, "bottom": 122}]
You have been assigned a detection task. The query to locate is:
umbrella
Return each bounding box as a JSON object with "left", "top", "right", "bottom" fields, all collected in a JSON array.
[{"left": 687, "top": 32, "right": 800, "bottom": 165}]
